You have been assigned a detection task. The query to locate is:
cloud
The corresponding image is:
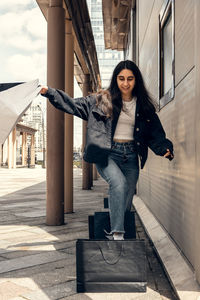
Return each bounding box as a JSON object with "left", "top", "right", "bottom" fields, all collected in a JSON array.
[
  {"left": 26, "top": 9, "right": 47, "bottom": 39},
  {"left": 0, "top": 7, "right": 47, "bottom": 52},
  {"left": 6, "top": 53, "right": 47, "bottom": 83},
  {"left": 8, "top": 35, "right": 45, "bottom": 52},
  {"left": 0, "top": 0, "right": 34, "bottom": 10},
  {"left": 0, "top": 2, "right": 47, "bottom": 84}
]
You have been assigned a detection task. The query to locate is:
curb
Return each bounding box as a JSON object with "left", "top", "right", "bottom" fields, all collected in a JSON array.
[{"left": 133, "top": 195, "right": 200, "bottom": 300}]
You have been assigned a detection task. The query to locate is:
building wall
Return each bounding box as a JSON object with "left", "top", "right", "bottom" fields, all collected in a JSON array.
[{"left": 131, "top": 0, "right": 200, "bottom": 282}]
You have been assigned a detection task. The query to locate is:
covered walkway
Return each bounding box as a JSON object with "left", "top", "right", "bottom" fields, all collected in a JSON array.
[{"left": 0, "top": 167, "right": 177, "bottom": 300}]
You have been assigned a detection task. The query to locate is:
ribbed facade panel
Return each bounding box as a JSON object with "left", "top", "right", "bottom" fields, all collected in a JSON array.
[
  {"left": 175, "top": 0, "right": 194, "bottom": 85},
  {"left": 136, "top": 0, "right": 198, "bottom": 274}
]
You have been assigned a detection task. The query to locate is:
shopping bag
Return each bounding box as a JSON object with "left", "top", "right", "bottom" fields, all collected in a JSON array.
[
  {"left": 88, "top": 211, "right": 136, "bottom": 239},
  {"left": 88, "top": 215, "right": 94, "bottom": 239},
  {"left": 76, "top": 239, "right": 147, "bottom": 292}
]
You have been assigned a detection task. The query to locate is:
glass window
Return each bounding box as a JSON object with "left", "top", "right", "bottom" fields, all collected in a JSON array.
[
  {"left": 91, "top": 5, "right": 101, "bottom": 12},
  {"left": 92, "top": 20, "right": 102, "bottom": 26},
  {"left": 92, "top": 11, "right": 102, "bottom": 19},
  {"left": 159, "top": 0, "right": 175, "bottom": 109},
  {"left": 163, "top": 14, "right": 172, "bottom": 94},
  {"left": 104, "top": 53, "right": 112, "bottom": 59}
]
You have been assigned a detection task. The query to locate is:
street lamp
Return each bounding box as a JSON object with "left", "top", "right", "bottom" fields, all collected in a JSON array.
[{"left": 37, "top": 105, "right": 45, "bottom": 168}]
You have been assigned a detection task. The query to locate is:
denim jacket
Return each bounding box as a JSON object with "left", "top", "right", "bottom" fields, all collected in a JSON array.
[{"left": 42, "top": 87, "right": 173, "bottom": 169}]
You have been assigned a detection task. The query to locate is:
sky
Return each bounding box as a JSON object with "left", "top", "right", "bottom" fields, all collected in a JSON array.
[{"left": 0, "top": 0, "right": 83, "bottom": 148}]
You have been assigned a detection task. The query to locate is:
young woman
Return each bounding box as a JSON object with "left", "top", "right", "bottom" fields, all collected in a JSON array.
[{"left": 40, "top": 60, "right": 174, "bottom": 240}]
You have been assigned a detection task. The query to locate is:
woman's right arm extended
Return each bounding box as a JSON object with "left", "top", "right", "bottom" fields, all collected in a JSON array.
[{"left": 39, "top": 86, "right": 94, "bottom": 121}]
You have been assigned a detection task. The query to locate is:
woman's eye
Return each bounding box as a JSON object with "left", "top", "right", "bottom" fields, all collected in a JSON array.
[{"left": 118, "top": 77, "right": 134, "bottom": 81}]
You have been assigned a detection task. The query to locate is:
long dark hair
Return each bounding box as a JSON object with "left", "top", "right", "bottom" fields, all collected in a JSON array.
[{"left": 96, "top": 60, "right": 156, "bottom": 118}]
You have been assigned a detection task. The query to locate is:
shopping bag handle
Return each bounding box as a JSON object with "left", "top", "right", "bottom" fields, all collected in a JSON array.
[{"left": 97, "top": 242, "right": 123, "bottom": 265}]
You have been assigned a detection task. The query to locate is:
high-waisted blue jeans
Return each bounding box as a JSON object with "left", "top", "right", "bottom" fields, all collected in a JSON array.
[{"left": 96, "top": 141, "right": 139, "bottom": 234}]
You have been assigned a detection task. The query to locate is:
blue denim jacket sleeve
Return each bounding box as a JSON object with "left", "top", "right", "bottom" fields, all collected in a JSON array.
[
  {"left": 41, "top": 87, "right": 94, "bottom": 121},
  {"left": 146, "top": 112, "right": 174, "bottom": 158}
]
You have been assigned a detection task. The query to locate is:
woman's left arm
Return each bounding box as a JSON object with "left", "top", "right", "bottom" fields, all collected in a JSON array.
[{"left": 146, "top": 112, "right": 174, "bottom": 160}]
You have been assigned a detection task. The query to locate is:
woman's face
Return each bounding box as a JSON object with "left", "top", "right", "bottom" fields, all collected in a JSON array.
[{"left": 116, "top": 69, "right": 136, "bottom": 99}]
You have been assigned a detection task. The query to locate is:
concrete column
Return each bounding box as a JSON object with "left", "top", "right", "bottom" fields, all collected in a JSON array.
[
  {"left": 12, "top": 128, "right": 16, "bottom": 168},
  {"left": 82, "top": 74, "right": 93, "bottom": 190},
  {"left": 22, "top": 132, "right": 26, "bottom": 166},
  {"left": 7, "top": 132, "right": 12, "bottom": 169},
  {"left": 7, "top": 128, "right": 16, "bottom": 169},
  {"left": 64, "top": 17, "right": 74, "bottom": 213},
  {"left": 30, "top": 134, "right": 35, "bottom": 166},
  {"left": 2, "top": 142, "right": 7, "bottom": 166},
  {"left": 24, "top": 133, "right": 28, "bottom": 166},
  {"left": 46, "top": 0, "right": 65, "bottom": 225}
]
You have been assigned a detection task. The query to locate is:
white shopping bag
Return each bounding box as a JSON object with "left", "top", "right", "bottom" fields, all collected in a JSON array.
[{"left": 0, "top": 79, "right": 41, "bottom": 144}]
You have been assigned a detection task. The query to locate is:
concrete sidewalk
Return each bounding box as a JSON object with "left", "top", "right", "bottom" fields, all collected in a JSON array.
[{"left": 0, "top": 167, "right": 177, "bottom": 300}]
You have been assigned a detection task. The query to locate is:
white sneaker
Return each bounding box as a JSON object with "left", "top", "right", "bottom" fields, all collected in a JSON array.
[{"left": 113, "top": 233, "right": 124, "bottom": 240}]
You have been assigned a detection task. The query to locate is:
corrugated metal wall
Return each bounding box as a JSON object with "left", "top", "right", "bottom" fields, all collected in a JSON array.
[
  {"left": 134, "top": 0, "right": 200, "bottom": 282},
  {"left": 194, "top": 0, "right": 200, "bottom": 283}
]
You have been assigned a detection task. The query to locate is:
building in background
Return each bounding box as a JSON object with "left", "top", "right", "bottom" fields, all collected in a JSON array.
[
  {"left": 87, "top": 0, "right": 123, "bottom": 88},
  {"left": 20, "top": 98, "right": 46, "bottom": 162}
]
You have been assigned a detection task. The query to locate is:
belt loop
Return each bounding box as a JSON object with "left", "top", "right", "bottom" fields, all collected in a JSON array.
[{"left": 123, "top": 145, "right": 126, "bottom": 154}]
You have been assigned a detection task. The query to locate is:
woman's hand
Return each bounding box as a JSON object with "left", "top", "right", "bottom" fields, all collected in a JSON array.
[
  {"left": 164, "top": 149, "right": 174, "bottom": 160},
  {"left": 40, "top": 86, "right": 48, "bottom": 95}
]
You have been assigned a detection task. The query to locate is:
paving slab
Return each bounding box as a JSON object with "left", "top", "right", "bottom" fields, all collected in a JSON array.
[
  {"left": 0, "top": 167, "right": 178, "bottom": 300},
  {"left": 19, "top": 281, "right": 75, "bottom": 300},
  {"left": 0, "top": 251, "right": 69, "bottom": 274},
  {"left": 0, "top": 258, "right": 75, "bottom": 281},
  {"left": 14, "top": 210, "right": 46, "bottom": 218},
  {"left": 0, "top": 281, "right": 32, "bottom": 299}
]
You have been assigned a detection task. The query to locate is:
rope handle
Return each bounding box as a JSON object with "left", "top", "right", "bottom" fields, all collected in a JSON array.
[{"left": 96, "top": 242, "right": 124, "bottom": 265}]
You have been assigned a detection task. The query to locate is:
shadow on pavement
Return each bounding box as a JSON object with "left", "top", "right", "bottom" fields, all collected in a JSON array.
[{"left": 0, "top": 173, "right": 178, "bottom": 300}]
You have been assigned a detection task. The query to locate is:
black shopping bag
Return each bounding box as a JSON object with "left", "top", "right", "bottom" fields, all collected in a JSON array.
[
  {"left": 88, "top": 215, "right": 94, "bottom": 239},
  {"left": 89, "top": 211, "right": 136, "bottom": 239},
  {"left": 76, "top": 239, "right": 147, "bottom": 292},
  {"left": 94, "top": 211, "right": 110, "bottom": 238}
]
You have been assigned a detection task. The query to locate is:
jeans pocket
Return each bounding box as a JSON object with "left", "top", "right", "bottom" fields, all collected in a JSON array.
[
  {"left": 111, "top": 144, "right": 116, "bottom": 150},
  {"left": 129, "top": 146, "right": 136, "bottom": 153}
]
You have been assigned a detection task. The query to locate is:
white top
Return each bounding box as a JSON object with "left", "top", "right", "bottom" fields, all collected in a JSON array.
[{"left": 113, "top": 97, "right": 137, "bottom": 140}]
